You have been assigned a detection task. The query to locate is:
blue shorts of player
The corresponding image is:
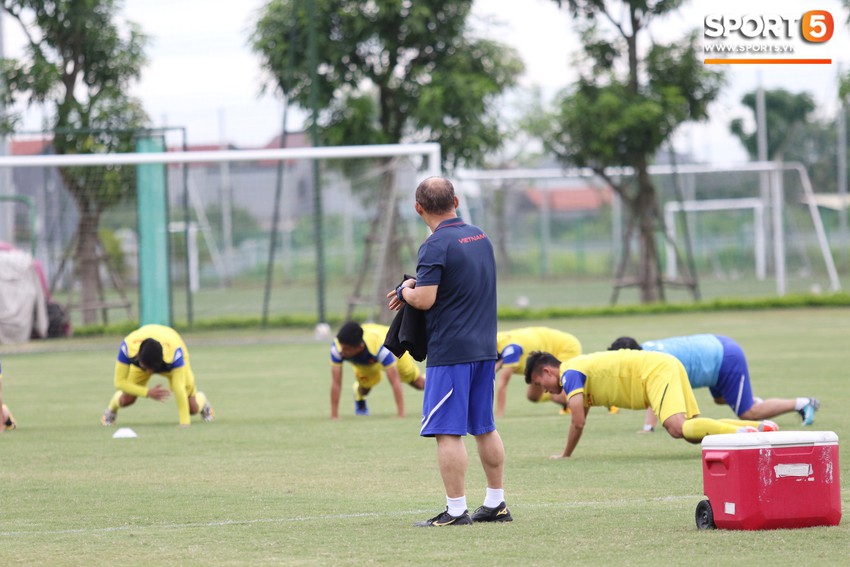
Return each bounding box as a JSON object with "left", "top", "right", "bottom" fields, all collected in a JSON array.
[
  {"left": 420, "top": 360, "right": 497, "bottom": 437},
  {"left": 710, "top": 336, "right": 755, "bottom": 416}
]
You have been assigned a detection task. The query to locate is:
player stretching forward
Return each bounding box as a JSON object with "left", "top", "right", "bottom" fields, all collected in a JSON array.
[
  {"left": 100, "top": 324, "right": 214, "bottom": 427},
  {"left": 496, "top": 326, "right": 618, "bottom": 417},
  {"left": 330, "top": 321, "right": 425, "bottom": 419},
  {"left": 608, "top": 335, "right": 820, "bottom": 431},
  {"left": 525, "top": 349, "right": 777, "bottom": 459}
]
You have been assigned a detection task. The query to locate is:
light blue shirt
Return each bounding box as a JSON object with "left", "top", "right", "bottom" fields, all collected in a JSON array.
[{"left": 641, "top": 334, "right": 723, "bottom": 388}]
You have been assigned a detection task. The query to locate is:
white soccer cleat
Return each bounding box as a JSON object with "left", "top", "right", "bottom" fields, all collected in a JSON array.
[
  {"left": 201, "top": 402, "right": 215, "bottom": 422},
  {"left": 101, "top": 409, "right": 117, "bottom": 427}
]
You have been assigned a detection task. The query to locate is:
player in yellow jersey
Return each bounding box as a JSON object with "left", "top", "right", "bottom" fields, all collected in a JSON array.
[
  {"left": 524, "top": 350, "right": 777, "bottom": 458},
  {"left": 100, "top": 324, "right": 214, "bottom": 427},
  {"left": 330, "top": 321, "right": 425, "bottom": 419},
  {"left": 0, "top": 359, "right": 17, "bottom": 431},
  {"left": 495, "top": 327, "right": 580, "bottom": 417},
  {"left": 496, "top": 327, "right": 618, "bottom": 418}
]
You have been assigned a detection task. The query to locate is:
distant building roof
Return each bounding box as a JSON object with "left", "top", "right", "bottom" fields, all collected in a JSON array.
[
  {"left": 262, "top": 131, "right": 309, "bottom": 149},
  {"left": 525, "top": 185, "right": 612, "bottom": 212},
  {"left": 169, "top": 143, "right": 239, "bottom": 152},
  {"left": 11, "top": 138, "right": 52, "bottom": 156}
]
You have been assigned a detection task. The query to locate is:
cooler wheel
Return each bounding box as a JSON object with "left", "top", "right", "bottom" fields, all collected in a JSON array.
[{"left": 695, "top": 499, "right": 716, "bottom": 530}]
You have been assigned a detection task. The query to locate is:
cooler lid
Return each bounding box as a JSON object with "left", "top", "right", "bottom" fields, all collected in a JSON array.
[{"left": 701, "top": 430, "right": 838, "bottom": 450}]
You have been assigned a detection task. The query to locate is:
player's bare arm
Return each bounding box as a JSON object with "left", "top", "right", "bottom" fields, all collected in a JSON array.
[
  {"left": 385, "top": 365, "right": 406, "bottom": 418},
  {"left": 552, "top": 394, "right": 587, "bottom": 459},
  {"left": 330, "top": 365, "right": 343, "bottom": 420}
]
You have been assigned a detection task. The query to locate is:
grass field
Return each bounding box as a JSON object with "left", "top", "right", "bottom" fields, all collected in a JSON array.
[{"left": 1, "top": 308, "right": 848, "bottom": 566}]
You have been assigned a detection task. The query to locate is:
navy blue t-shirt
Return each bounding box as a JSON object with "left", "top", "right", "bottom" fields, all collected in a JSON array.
[{"left": 415, "top": 218, "right": 497, "bottom": 366}]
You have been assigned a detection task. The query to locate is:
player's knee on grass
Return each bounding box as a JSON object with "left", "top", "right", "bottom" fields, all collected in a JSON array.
[
  {"left": 119, "top": 393, "right": 138, "bottom": 407},
  {"left": 662, "top": 414, "right": 686, "bottom": 439}
]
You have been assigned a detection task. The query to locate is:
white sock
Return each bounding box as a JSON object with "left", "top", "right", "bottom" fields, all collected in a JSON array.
[
  {"left": 446, "top": 495, "right": 467, "bottom": 517},
  {"left": 795, "top": 398, "right": 809, "bottom": 410},
  {"left": 484, "top": 487, "right": 505, "bottom": 508}
]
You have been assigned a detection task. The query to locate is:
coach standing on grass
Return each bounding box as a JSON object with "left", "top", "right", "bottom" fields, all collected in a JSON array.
[{"left": 387, "top": 176, "right": 512, "bottom": 527}]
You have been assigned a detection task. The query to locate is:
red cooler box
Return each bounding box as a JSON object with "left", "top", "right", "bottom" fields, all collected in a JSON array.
[{"left": 697, "top": 431, "right": 841, "bottom": 530}]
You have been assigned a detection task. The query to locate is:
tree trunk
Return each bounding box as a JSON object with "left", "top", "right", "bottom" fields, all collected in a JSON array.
[
  {"left": 633, "top": 159, "right": 664, "bottom": 303},
  {"left": 376, "top": 165, "right": 402, "bottom": 324},
  {"left": 75, "top": 207, "right": 103, "bottom": 325}
]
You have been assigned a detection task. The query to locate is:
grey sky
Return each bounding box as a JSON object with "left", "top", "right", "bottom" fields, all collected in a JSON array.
[{"left": 3, "top": 0, "right": 849, "bottom": 164}]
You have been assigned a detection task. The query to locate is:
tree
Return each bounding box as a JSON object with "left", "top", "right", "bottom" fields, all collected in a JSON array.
[
  {"left": 251, "top": 0, "right": 523, "bottom": 318},
  {"left": 1, "top": 0, "right": 149, "bottom": 325},
  {"left": 542, "top": 0, "right": 723, "bottom": 302},
  {"left": 730, "top": 89, "right": 815, "bottom": 161}
]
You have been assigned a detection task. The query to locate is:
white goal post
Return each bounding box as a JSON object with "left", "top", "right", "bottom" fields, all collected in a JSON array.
[
  {"left": 0, "top": 142, "right": 442, "bottom": 329},
  {"left": 664, "top": 198, "right": 767, "bottom": 282},
  {"left": 456, "top": 160, "right": 841, "bottom": 295}
]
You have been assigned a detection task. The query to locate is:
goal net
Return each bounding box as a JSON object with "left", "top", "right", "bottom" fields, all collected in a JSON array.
[
  {"left": 455, "top": 161, "right": 841, "bottom": 306},
  {"left": 0, "top": 137, "right": 440, "bottom": 331}
]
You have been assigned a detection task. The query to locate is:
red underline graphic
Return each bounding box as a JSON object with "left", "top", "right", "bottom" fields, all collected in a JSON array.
[{"left": 704, "top": 58, "right": 832, "bottom": 65}]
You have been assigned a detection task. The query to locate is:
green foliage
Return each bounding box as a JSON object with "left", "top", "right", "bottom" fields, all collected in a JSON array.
[
  {"left": 498, "top": 291, "right": 850, "bottom": 320},
  {"left": 729, "top": 89, "right": 816, "bottom": 160},
  {"left": 97, "top": 227, "right": 126, "bottom": 278},
  {"left": 1, "top": 1, "right": 151, "bottom": 325},
  {"left": 542, "top": 20, "right": 722, "bottom": 177},
  {"left": 540, "top": 1, "right": 724, "bottom": 302},
  {"left": 250, "top": 0, "right": 524, "bottom": 168},
  {"left": 1, "top": 0, "right": 150, "bottom": 208}
]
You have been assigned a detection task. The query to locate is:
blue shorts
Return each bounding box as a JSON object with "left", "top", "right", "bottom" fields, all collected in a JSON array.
[
  {"left": 420, "top": 360, "right": 496, "bottom": 437},
  {"left": 710, "top": 336, "right": 755, "bottom": 416}
]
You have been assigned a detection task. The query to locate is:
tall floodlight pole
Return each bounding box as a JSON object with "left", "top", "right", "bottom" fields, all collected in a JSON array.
[{"left": 307, "top": 0, "right": 327, "bottom": 330}]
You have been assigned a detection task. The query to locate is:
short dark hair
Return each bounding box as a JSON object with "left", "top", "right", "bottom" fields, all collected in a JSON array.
[
  {"left": 336, "top": 321, "right": 364, "bottom": 346},
  {"left": 524, "top": 350, "right": 561, "bottom": 384},
  {"left": 609, "top": 336, "right": 642, "bottom": 350},
  {"left": 138, "top": 338, "right": 164, "bottom": 371},
  {"left": 415, "top": 177, "right": 456, "bottom": 214}
]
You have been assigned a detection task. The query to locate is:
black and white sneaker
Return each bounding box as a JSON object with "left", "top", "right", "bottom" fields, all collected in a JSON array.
[
  {"left": 414, "top": 508, "right": 472, "bottom": 527},
  {"left": 471, "top": 501, "right": 513, "bottom": 523}
]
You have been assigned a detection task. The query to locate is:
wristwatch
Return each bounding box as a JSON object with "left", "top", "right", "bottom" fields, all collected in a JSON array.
[{"left": 396, "top": 284, "right": 408, "bottom": 303}]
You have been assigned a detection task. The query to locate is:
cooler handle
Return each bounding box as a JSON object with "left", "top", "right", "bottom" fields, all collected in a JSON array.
[{"left": 703, "top": 451, "right": 730, "bottom": 469}]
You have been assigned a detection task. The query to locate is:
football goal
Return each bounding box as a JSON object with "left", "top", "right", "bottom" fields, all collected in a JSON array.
[{"left": 0, "top": 141, "right": 441, "bottom": 330}]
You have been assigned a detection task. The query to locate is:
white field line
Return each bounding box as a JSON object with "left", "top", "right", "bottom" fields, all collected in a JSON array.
[
  {"left": 4, "top": 489, "right": 848, "bottom": 538},
  {"left": 0, "top": 495, "right": 699, "bottom": 538}
]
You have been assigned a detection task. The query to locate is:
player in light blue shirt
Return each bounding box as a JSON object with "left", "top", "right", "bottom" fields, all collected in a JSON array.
[{"left": 609, "top": 335, "right": 820, "bottom": 431}]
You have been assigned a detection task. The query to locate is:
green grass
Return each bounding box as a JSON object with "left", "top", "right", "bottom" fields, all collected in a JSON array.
[{"left": 1, "top": 308, "right": 848, "bottom": 565}]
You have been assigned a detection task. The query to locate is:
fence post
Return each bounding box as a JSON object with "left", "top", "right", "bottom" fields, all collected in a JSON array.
[{"left": 136, "top": 136, "right": 171, "bottom": 326}]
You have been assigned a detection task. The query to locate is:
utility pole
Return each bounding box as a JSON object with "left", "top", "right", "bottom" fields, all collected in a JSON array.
[
  {"left": 837, "top": 65, "right": 848, "bottom": 269},
  {"left": 307, "top": 0, "right": 328, "bottom": 334},
  {"left": 0, "top": 11, "right": 14, "bottom": 245}
]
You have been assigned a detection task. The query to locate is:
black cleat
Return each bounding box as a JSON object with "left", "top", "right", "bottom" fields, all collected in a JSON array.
[
  {"left": 471, "top": 501, "right": 513, "bottom": 523},
  {"left": 354, "top": 399, "right": 370, "bottom": 416},
  {"left": 414, "top": 508, "right": 472, "bottom": 527}
]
